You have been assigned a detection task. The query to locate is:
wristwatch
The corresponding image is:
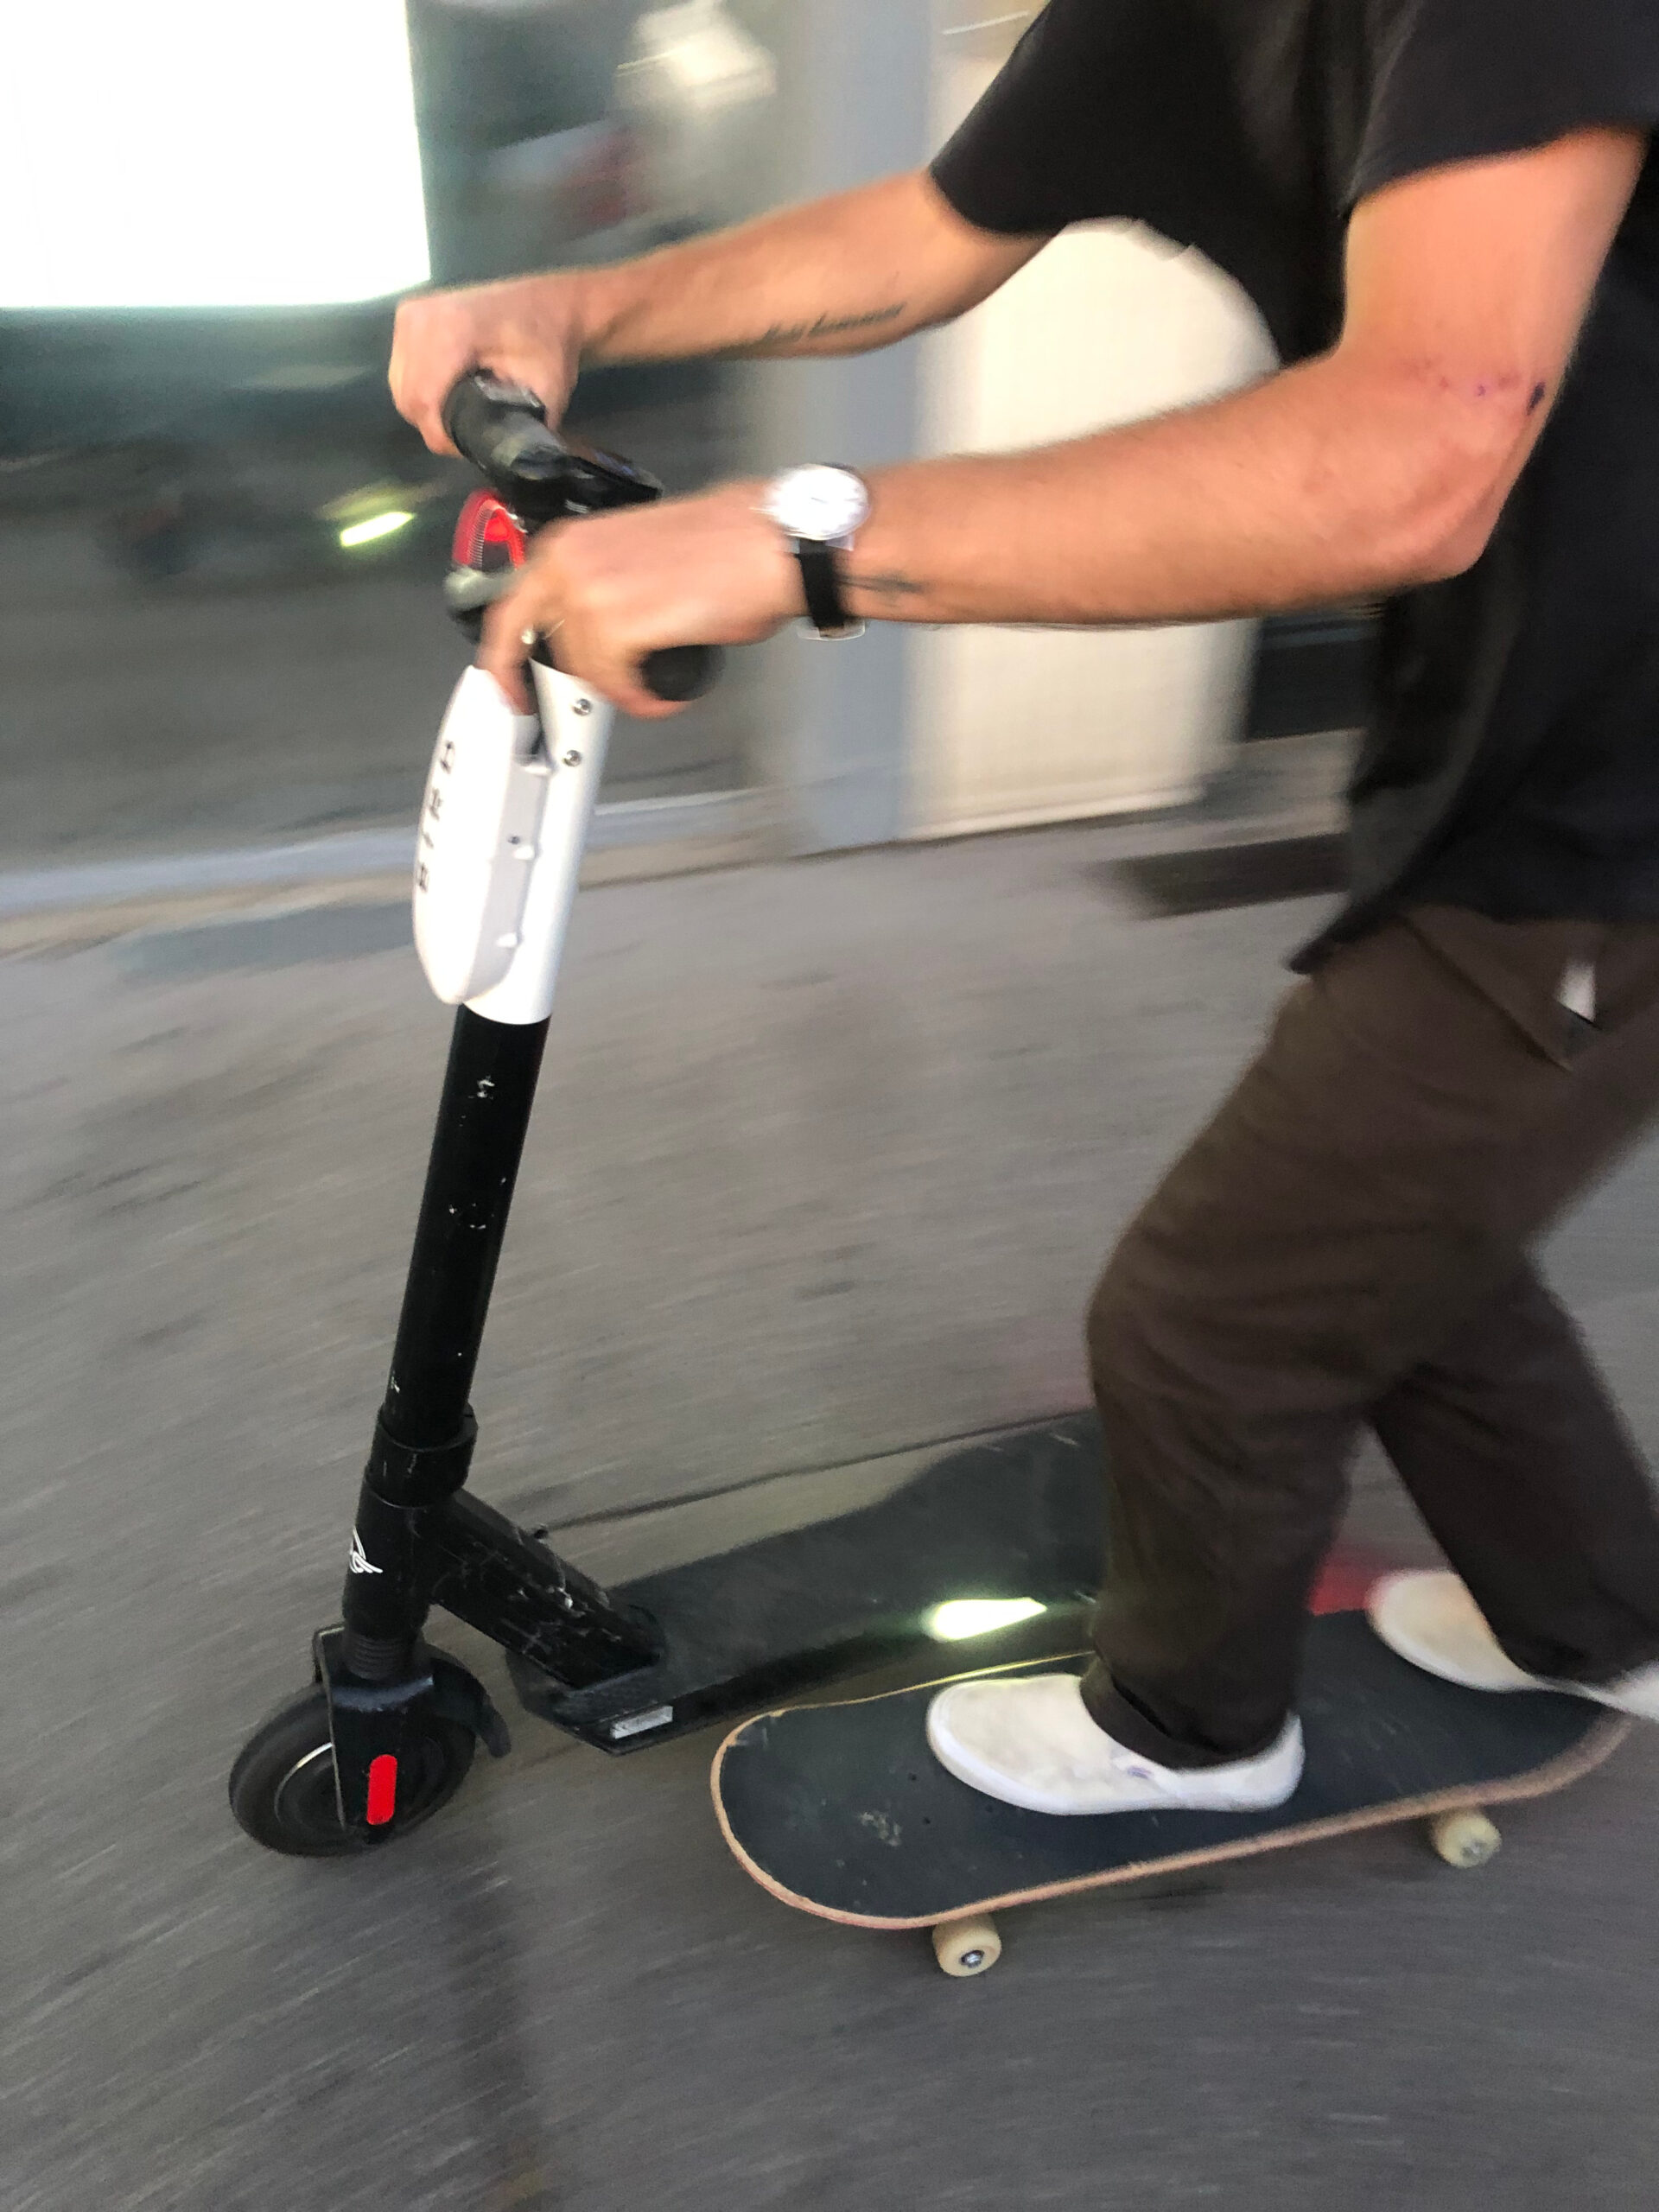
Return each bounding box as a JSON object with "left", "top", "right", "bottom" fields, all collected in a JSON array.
[{"left": 760, "top": 464, "right": 872, "bottom": 639}]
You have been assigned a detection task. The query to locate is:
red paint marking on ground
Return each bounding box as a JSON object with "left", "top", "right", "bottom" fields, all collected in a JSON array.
[{"left": 365, "top": 1754, "right": 398, "bottom": 1826}]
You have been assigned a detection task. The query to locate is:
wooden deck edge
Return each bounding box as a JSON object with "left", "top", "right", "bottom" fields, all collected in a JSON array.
[{"left": 710, "top": 1710, "right": 1630, "bottom": 1934}]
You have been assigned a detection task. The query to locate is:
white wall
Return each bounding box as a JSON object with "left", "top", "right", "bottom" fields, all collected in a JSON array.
[{"left": 907, "top": 34, "right": 1276, "bottom": 836}]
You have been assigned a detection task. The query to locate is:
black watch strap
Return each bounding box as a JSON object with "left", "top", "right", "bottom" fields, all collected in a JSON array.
[{"left": 793, "top": 539, "right": 862, "bottom": 639}]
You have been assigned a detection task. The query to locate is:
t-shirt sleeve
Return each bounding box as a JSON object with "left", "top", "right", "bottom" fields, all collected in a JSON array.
[
  {"left": 1351, "top": 0, "right": 1659, "bottom": 207},
  {"left": 930, "top": 0, "right": 1243, "bottom": 237}
]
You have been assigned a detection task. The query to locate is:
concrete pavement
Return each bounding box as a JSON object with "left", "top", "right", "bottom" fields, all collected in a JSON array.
[{"left": 5, "top": 821, "right": 1659, "bottom": 2209}]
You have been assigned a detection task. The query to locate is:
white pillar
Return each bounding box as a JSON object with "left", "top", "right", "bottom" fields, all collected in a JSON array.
[
  {"left": 751, "top": 0, "right": 932, "bottom": 852},
  {"left": 906, "top": 27, "right": 1276, "bottom": 837}
]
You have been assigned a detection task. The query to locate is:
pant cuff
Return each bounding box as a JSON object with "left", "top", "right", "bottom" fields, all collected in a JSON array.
[{"left": 1077, "top": 1660, "right": 1285, "bottom": 1771}]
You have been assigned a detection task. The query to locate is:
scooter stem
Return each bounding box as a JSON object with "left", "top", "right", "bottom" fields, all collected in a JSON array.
[{"left": 339, "top": 655, "right": 632, "bottom": 1680}]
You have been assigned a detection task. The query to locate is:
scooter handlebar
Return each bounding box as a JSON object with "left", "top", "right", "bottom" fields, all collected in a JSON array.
[
  {"left": 442, "top": 372, "right": 722, "bottom": 703},
  {"left": 442, "top": 374, "right": 590, "bottom": 493},
  {"left": 639, "top": 645, "right": 722, "bottom": 703}
]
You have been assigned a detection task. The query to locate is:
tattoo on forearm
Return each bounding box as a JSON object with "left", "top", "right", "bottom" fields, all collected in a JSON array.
[
  {"left": 721, "top": 303, "right": 908, "bottom": 356},
  {"left": 844, "top": 569, "right": 926, "bottom": 601}
]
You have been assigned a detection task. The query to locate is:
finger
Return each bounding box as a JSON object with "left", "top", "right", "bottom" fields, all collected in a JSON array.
[
  {"left": 389, "top": 366, "right": 461, "bottom": 458},
  {"left": 389, "top": 342, "right": 465, "bottom": 455},
  {"left": 420, "top": 408, "right": 461, "bottom": 460},
  {"left": 386, "top": 315, "right": 413, "bottom": 419},
  {"left": 479, "top": 601, "right": 537, "bottom": 714},
  {"left": 414, "top": 363, "right": 467, "bottom": 456},
  {"left": 388, "top": 311, "right": 440, "bottom": 446}
]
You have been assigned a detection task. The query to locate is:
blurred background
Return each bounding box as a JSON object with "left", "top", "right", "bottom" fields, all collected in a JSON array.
[
  {"left": 0, "top": 0, "right": 1370, "bottom": 888},
  {"left": 22, "top": 10, "right": 1652, "bottom": 2212}
]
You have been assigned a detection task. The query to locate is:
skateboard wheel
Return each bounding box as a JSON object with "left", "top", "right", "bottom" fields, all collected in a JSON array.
[
  {"left": 931, "top": 1914, "right": 1001, "bottom": 1978},
  {"left": 1427, "top": 1810, "right": 1502, "bottom": 1869}
]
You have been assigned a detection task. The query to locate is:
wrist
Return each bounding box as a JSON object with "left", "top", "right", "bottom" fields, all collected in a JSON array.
[
  {"left": 724, "top": 480, "right": 804, "bottom": 625},
  {"left": 836, "top": 467, "right": 946, "bottom": 626},
  {"left": 759, "top": 464, "right": 873, "bottom": 637}
]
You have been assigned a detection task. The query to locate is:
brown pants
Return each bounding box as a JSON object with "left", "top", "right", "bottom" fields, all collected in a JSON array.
[{"left": 1081, "top": 907, "right": 1659, "bottom": 1766}]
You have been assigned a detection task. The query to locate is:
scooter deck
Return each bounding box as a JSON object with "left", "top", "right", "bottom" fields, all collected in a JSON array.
[
  {"left": 711, "top": 1611, "right": 1628, "bottom": 1940},
  {"left": 507, "top": 1417, "right": 1103, "bottom": 1748}
]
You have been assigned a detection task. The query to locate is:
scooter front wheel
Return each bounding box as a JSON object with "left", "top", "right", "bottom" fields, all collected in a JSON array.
[{"left": 229, "top": 1686, "right": 475, "bottom": 1857}]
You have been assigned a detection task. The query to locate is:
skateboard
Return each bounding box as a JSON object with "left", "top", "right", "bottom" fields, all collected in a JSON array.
[{"left": 711, "top": 1610, "right": 1630, "bottom": 1976}]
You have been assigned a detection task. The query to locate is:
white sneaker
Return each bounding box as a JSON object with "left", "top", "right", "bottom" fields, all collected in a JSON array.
[
  {"left": 925, "top": 1671, "right": 1304, "bottom": 1816},
  {"left": 1370, "top": 1569, "right": 1659, "bottom": 1720}
]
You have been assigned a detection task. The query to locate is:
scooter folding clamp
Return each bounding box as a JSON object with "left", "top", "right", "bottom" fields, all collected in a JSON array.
[{"left": 365, "top": 1409, "right": 479, "bottom": 1507}]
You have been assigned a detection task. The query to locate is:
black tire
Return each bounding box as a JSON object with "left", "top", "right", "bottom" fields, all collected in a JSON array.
[{"left": 228, "top": 1685, "right": 476, "bottom": 1858}]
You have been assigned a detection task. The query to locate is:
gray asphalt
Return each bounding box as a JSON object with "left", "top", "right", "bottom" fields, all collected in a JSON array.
[{"left": 6, "top": 825, "right": 1658, "bottom": 2210}]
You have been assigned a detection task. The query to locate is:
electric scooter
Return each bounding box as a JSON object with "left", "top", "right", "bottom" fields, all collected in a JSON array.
[{"left": 228, "top": 373, "right": 1102, "bottom": 1858}]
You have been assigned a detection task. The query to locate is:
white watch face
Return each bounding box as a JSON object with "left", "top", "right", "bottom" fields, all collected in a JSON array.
[{"left": 764, "top": 464, "right": 870, "bottom": 543}]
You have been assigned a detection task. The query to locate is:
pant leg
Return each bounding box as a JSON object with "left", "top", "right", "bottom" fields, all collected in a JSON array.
[
  {"left": 1081, "top": 912, "right": 1659, "bottom": 1768},
  {"left": 1373, "top": 1262, "right": 1659, "bottom": 1683}
]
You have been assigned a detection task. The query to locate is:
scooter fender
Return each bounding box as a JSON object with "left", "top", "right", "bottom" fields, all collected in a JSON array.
[
  {"left": 411, "top": 661, "right": 615, "bottom": 1024},
  {"left": 465, "top": 660, "right": 613, "bottom": 1027},
  {"left": 413, "top": 664, "right": 545, "bottom": 1007}
]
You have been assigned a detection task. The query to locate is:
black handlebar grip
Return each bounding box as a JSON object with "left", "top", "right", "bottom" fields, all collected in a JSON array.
[
  {"left": 640, "top": 645, "right": 723, "bottom": 703},
  {"left": 442, "top": 373, "right": 562, "bottom": 480}
]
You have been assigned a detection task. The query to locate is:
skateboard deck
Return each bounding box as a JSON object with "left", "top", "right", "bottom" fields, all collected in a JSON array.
[{"left": 712, "top": 1611, "right": 1629, "bottom": 1974}]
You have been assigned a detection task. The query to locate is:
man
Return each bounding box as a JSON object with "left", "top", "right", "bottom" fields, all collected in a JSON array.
[{"left": 392, "top": 0, "right": 1659, "bottom": 1816}]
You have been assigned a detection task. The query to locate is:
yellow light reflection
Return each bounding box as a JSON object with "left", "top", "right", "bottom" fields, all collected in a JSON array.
[
  {"left": 339, "top": 511, "right": 415, "bottom": 549},
  {"left": 925, "top": 1598, "right": 1046, "bottom": 1641}
]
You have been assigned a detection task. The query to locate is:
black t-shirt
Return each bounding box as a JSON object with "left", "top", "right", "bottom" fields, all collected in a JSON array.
[{"left": 931, "top": 0, "right": 1659, "bottom": 962}]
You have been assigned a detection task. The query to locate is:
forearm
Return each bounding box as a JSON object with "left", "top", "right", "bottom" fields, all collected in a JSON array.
[
  {"left": 575, "top": 172, "right": 1038, "bottom": 367},
  {"left": 391, "top": 172, "right": 1040, "bottom": 452},
  {"left": 842, "top": 350, "right": 1531, "bottom": 626}
]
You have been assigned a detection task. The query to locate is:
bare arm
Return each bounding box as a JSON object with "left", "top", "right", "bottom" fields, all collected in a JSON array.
[
  {"left": 584, "top": 171, "right": 1037, "bottom": 361},
  {"left": 477, "top": 127, "right": 1645, "bottom": 716},
  {"left": 391, "top": 171, "right": 1039, "bottom": 451},
  {"left": 839, "top": 128, "right": 1646, "bottom": 626}
]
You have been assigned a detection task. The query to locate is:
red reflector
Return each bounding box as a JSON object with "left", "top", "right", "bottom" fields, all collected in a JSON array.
[
  {"left": 365, "top": 1753, "right": 398, "bottom": 1825},
  {"left": 452, "top": 489, "right": 526, "bottom": 569}
]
